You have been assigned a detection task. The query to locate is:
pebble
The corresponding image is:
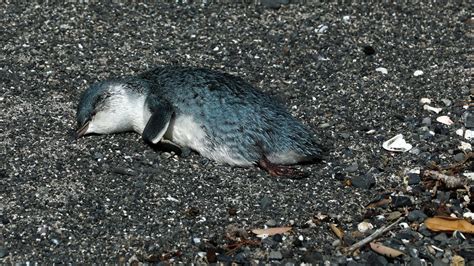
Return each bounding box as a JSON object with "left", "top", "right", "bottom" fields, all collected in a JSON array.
[
  {"left": 407, "top": 173, "right": 421, "bottom": 185},
  {"left": 351, "top": 175, "right": 376, "bottom": 189},
  {"left": 419, "top": 98, "right": 431, "bottom": 105},
  {"left": 423, "top": 105, "right": 442, "bottom": 114},
  {"left": 260, "top": 196, "right": 272, "bottom": 210},
  {"left": 391, "top": 196, "right": 413, "bottom": 208},
  {"left": 464, "top": 112, "right": 474, "bottom": 128},
  {"left": 272, "top": 234, "right": 283, "bottom": 243},
  {"left": 421, "top": 117, "right": 431, "bottom": 126},
  {"left": 269, "top": 250, "right": 283, "bottom": 260},
  {"left": 441, "top": 99, "right": 452, "bottom": 106},
  {"left": 357, "top": 221, "right": 374, "bottom": 233},
  {"left": 0, "top": 247, "right": 8, "bottom": 258},
  {"left": 407, "top": 210, "right": 427, "bottom": 223},
  {"left": 266, "top": 219, "right": 277, "bottom": 227},
  {"left": 345, "top": 162, "right": 359, "bottom": 173},
  {"left": 453, "top": 153, "right": 465, "bottom": 162},
  {"left": 362, "top": 45, "right": 376, "bottom": 55},
  {"left": 413, "top": 70, "right": 424, "bottom": 76},
  {"left": 367, "top": 252, "right": 388, "bottom": 265},
  {"left": 301, "top": 251, "right": 323, "bottom": 264}
]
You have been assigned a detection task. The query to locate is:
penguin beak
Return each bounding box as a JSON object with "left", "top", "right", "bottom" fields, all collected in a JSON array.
[{"left": 76, "top": 121, "right": 90, "bottom": 139}]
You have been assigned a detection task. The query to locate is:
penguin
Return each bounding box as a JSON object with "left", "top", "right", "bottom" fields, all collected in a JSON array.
[{"left": 76, "top": 66, "right": 325, "bottom": 176}]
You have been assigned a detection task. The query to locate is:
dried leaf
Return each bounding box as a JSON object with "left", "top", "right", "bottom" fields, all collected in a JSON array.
[
  {"left": 330, "top": 224, "right": 344, "bottom": 239},
  {"left": 251, "top": 227, "right": 292, "bottom": 237},
  {"left": 370, "top": 242, "right": 405, "bottom": 258},
  {"left": 424, "top": 217, "right": 474, "bottom": 233}
]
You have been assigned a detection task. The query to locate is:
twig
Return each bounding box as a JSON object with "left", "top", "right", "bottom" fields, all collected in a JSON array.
[
  {"left": 423, "top": 170, "right": 466, "bottom": 188},
  {"left": 345, "top": 217, "right": 404, "bottom": 254}
]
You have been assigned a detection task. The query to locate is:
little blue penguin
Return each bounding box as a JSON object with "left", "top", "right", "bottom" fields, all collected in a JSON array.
[{"left": 76, "top": 66, "right": 325, "bottom": 176}]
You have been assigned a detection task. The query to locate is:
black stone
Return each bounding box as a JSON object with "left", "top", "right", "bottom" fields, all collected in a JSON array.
[
  {"left": 407, "top": 173, "right": 421, "bottom": 185},
  {"left": 391, "top": 196, "right": 412, "bottom": 207},
  {"left": 301, "top": 251, "right": 323, "bottom": 264},
  {"left": 407, "top": 210, "right": 427, "bottom": 223},
  {"left": 362, "top": 45, "right": 376, "bottom": 55},
  {"left": 352, "top": 175, "right": 376, "bottom": 189}
]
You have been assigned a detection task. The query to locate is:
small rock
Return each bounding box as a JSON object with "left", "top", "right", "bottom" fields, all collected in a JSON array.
[
  {"left": 391, "top": 196, "right": 412, "bottom": 207},
  {"left": 464, "top": 112, "right": 474, "bottom": 128},
  {"left": 367, "top": 252, "right": 388, "bottom": 265},
  {"left": 421, "top": 117, "right": 431, "bottom": 126},
  {"left": 419, "top": 98, "right": 431, "bottom": 105},
  {"left": 345, "top": 162, "right": 359, "bottom": 172},
  {"left": 272, "top": 234, "right": 283, "bottom": 243},
  {"left": 453, "top": 153, "right": 465, "bottom": 162},
  {"left": 434, "top": 233, "right": 448, "bottom": 242},
  {"left": 319, "top": 123, "right": 331, "bottom": 128},
  {"left": 0, "top": 247, "right": 8, "bottom": 258},
  {"left": 387, "top": 211, "right": 402, "bottom": 220},
  {"left": 260, "top": 196, "right": 272, "bottom": 210},
  {"left": 351, "top": 175, "right": 376, "bottom": 189},
  {"left": 407, "top": 173, "right": 421, "bottom": 185},
  {"left": 413, "top": 70, "right": 424, "bottom": 76},
  {"left": 362, "top": 45, "right": 376, "bottom": 55},
  {"left": 269, "top": 250, "right": 283, "bottom": 260},
  {"left": 407, "top": 210, "right": 427, "bottom": 223},
  {"left": 441, "top": 99, "right": 452, "bottom": 106},
  {"left": 302, "top": 251, "right": 323, "bottom": 264},
  {"left": 265, "top": 219, "right": 277, "bottom": 227},
  {"left": 357, "top": 221, "right": 374, "bottom": 233}
]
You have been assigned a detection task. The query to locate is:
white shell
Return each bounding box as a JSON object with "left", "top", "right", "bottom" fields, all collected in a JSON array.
[
  {"left": 419, "top": 98, "right": 431, "bottom": 105},
  {"left": 463, "top": 212, "right": 474, "bottom": 220},
  {"left": 383, "top": 134, "right": 413, "bottom": 152},
  {"left": 436, "top": 115, "right": 454, "bottom": 126},
  {"left": 357, "top": 222, "right": 374, "bottom": 233},
  {"left": 423, "top": 104, "right": 442, "bottom": 114},
  {"left": 458, "top": 141, "right": 472, "bottom": 152},
  {"left": 413, "top": 70, "right": 424, "bottom": 76},
  {"left": 463, "top": 172, "right": 474, "bottom": 181},
  {"left": 456, "top": 128, "right": 474, "bottom": 140},
  {"left": 375, "top": 67, "right": 388, "bottom": 74}
]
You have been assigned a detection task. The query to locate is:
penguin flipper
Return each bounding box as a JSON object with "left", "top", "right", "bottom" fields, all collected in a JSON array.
[{"left": 142, "top": 95, "right": 174, "bottom": 144}]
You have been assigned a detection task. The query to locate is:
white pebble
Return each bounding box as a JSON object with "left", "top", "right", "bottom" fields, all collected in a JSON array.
[
  {"left": 343, "top": 15, "right": 351, "bottom": 23},
  {"left": 458, "top": 141, "right": 472, "bottom": 152},
  {"left": 419, "top": 98, "right": 431, "bottom": 105},
  {"left": 423, "top": 104, "right": 442, "bottom": 114},
  {"left": 463, "top": 212, "right": 474, "bottom": 220},
  {"left": 375, "top": 67, "right": 388, "bottom": 74},
  {"left": 357, "top": 222, "right": 373, "bottom": 233},
  {"left": 436, "top": 116, "right": 454, "bottom": 126},
  {"left": 463, "top": 172, "right": 474, "bottom": 181},
  {"left": 413, "top": 70, "right": 424, "bottom": 76},
  {"left": 213, "top": 46, "right": 219, "bottom": 51},
  {"left": 456, "top": 128, "right": 474, "bottom": 140}
]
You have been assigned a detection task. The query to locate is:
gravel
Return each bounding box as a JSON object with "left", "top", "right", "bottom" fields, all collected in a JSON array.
[{"left": 1, "top": 2, "right": 472, "bottom": 264}]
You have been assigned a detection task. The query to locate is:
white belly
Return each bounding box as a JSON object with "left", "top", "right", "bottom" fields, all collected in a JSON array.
[{"left": 166, "top": 115, "right": 253, "bottom": 166}]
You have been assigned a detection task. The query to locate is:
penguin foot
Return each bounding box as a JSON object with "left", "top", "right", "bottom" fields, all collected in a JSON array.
[{"left": 258, "top": 157, "right": 307, "bottom": 178}]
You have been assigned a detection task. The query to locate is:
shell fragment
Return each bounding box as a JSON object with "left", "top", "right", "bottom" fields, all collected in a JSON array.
[
  {"left": 423, "top": 104, "right": 442, "bottom": 114},
  {"left": 383, "top": 134, "right": 413, "bottom": 152},
  {"left": 436, "top": 116, "right": 454, "bottom": 126},
  {"left": 375, "top": 67, "right": 388, "bottom": 74}
]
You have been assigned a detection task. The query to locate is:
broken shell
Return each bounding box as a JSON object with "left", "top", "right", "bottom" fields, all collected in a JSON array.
[
  {"left": 357, "top": 221, "right": 374, "bottom": 233},
  {"left": 463, "top": 172, "right": 474, "bottom": 181},
  {"left": 413, "top": 70, "right": 424, "bottom": 76},
  {"left": 419, "top": 98, "right": 431, "bottom": 105},
  {"left": 458, "top": 141, "right": 472, "bottom": 152},
  {"left": 463, "top": 212, "right": 474, "bottom": 220},
  {"left": 375, "top": 67, "right": 388, "bottom": 74},
  {"left": 423, "top": 104, "right": 442, "bottom": 114},
  {"left": 383, "top": 134, "right": 413, "bottom": 152},
  {"left": 456, "top": 128, "right": 474, "bottom": 140},
  {"left": 436, "top": 115, "right": 454, "bottom": 126}
]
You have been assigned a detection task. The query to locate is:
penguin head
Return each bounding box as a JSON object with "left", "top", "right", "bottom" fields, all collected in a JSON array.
[{"left": 76, "top": 79, "right": 150, "bottom": 138}]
